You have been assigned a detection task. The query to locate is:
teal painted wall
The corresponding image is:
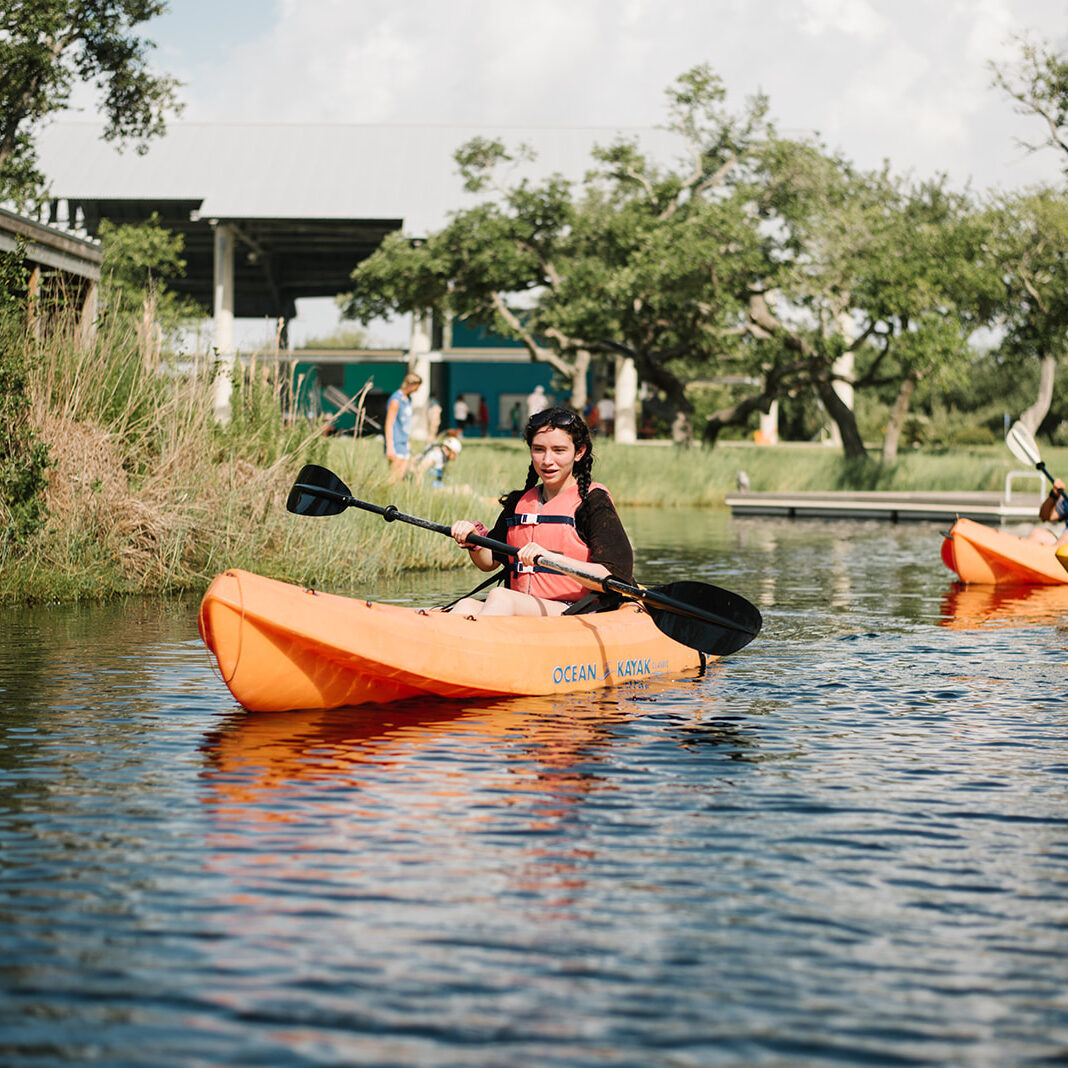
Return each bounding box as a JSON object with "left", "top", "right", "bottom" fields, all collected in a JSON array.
[
  {"left": 449, "top": 318, "right": 526, "bottom": 349},
  {"left": 444, "top": 364, "right": 563, "bottom": 437},
  {"left": 294, "top": 357, "right": 586, "bottom": 438},
  {"left": 294, "top": 361, "right": 405, "bottom": 434}
]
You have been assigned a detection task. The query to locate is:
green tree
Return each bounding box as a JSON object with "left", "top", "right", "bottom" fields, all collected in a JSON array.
[
  {"left": 344, "top": 66, "right": 999, "bottom": 458},
  {"left": 861, "top": 182, "right": 1000, "bottom": 460},
  {"left": 295, "top": 326, "right": 370, "bottom": 350},
  {"left": 991, "top": 34, "right": 1068, "bottom": 174},
  {"left": 343, "top": 66, "right": 770, "bottom": 427},
  {"left": 986, "top": 36, "right": 1068, "bottom": 435},
  {"left": 712, "top": 143, "right": 999, "bottom": 459},
  {"left": 705, "top": 138, "right": 882, "bottom": 455},
  {"left": 0, "top": 242, "right": 51, "bottom": 553},
  {"left": 343, "top": 142, "right": 588, "bottom": 397},
  {"left": 98, "top": 212, "right": 200, "bottom": 361},
  {"left": 0, "top": 0, "right": 182, "bottom": 207},
  {"left": 984, "top": 187, "right": 1068, "bottom": 434}
]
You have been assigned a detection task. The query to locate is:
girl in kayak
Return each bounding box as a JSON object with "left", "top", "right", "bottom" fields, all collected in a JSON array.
[{"left": 449, "top": 407, "right": 633, "bottom": 616}]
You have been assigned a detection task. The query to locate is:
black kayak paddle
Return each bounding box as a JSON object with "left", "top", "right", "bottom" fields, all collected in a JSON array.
[{"left": 286, "top": 463, "right": 763, "bottom": 656}]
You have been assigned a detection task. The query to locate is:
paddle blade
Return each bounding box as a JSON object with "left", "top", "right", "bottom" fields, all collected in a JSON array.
[
  {"left": 1006, "top": 421, "right": 1041, "bottom": 468},
  {"left": 1057, "top": 545, "right": 1068, "bottom": 576},
  {"left": 646, "top": 580, "right": 763, "bottom": 656},
  {"left": 286, "top": 464, "right": 353, "bottom": 516}
]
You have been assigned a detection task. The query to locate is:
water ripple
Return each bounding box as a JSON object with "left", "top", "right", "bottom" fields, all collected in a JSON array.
[{"left": 4, "top": 519, "right": 1068, "bottom": 1065}]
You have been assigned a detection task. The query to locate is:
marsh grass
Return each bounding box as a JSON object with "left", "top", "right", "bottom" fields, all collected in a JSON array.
[
  {"left": 590, "top": 440, "right": 1044, "bottom": 502},
  {"left": 2, "top": 313, "right": 327, "bottom": 603},
  {"left": 3, "top": 307, "right": 1059, "bottom": 605}
]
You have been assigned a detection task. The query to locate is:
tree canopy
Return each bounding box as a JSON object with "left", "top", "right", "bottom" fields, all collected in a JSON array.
[
  {"left": 992, "top": 33, "right": 1068, "bottom": 174},
  {"left": 343, "top": 52, "right": 1068, "bottom": 454},
  {"left": 0, "top": 0, "right": 182, "bottom": 207}
]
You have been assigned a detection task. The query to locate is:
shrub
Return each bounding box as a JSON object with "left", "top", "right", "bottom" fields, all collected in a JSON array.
[
  {"left": 0, "top": 242, "right": 52, "bottom": 555},
  {"left": 947, "top": 425, "right": 997, "bottom": 446}
]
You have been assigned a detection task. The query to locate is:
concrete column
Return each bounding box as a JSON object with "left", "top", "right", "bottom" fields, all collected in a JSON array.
[
  {"left": 758, "top": 399, "right": 779, "bottom": 444},
  {"left": 212, "top": 222, "right": 236, "bottom": 420},
  {"left": 408, "top": 311, "right": 432, "bottom": 441},
  {"left": 614, "top": 355, "right": 638, "bottom": 444}
]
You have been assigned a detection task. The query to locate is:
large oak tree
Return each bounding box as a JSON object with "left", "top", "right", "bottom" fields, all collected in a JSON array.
[
  {"left": 342, "top": 66, "right": 770, "bottom": 427},
  {"left": 343, "top": 66, "right": 1004, "bottom": 457}
]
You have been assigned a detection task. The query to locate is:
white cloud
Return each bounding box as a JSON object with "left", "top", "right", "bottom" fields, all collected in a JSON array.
[
  {"left": 98, "top": 0, "right": 1062, "bottom": 344},
  {"left": 796, "top": 0, "right": 887, "bottom": 39},
  {"left": 959, "top": 0, "right": 1016, "bottom": 62},
  {"left": 78, "top": 0, "right": 1068, "bottom": 192}
]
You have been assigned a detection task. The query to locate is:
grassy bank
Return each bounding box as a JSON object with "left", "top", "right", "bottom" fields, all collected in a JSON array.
[
  {"left": 333, "top": 434, "right": 1056, "bottom": 508},
  {"left": 2, "top": 317, "right": 1058, "bottom": 604}
]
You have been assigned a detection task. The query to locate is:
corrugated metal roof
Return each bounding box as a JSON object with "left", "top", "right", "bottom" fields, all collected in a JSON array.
[{"left": 36, "top": 121, "right": 682, "bottom": 235}]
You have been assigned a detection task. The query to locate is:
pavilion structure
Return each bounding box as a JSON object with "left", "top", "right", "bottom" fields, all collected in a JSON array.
[
  {"left": 0, "top": 205, "right": 102, "bottom": 343},
  {"left": 34, "top": 121, "right": 681, "bottom": 436}
]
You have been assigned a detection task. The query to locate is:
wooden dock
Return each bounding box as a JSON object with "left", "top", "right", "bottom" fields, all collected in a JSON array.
[{"left": 725, "top": 486, "right": 1044, "bottom": 524}]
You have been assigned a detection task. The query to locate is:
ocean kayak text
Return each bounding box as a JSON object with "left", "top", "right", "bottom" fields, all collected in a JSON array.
[{"left": 552, "top": 657, "right": 669, "bottom": 684}]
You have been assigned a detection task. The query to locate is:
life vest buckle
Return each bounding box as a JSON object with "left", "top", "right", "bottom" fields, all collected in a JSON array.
[{"left": 516, "top": 513, "right": 539, "bottom": 525}]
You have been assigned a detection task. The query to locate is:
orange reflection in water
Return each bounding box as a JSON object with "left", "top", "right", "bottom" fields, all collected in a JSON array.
[
  {"left": 197, "top": 671, "right": 723, "bottom": 908},
  {"left": 939, "top": 582, "right": 1068, "bottom": 630}
]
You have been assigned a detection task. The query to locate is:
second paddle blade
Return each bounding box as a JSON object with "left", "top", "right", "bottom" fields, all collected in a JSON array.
[
  {"left": 648, "top": 580, "right": 763, "bottom": 656},
  {"left": 1006, "top": 421, "right": 1041, "bottom": 468},
  {"left": 286, "top": 464, "right": 352, "bottom": 516}
]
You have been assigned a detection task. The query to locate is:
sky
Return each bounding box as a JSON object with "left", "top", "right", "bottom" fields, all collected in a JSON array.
[{"left": 65, "top": 0, "right": 1068, "bottom": 345}]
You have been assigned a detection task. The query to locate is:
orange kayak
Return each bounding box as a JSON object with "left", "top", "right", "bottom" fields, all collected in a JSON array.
[
  {"left": 198, "top": 569, "right": 704, "bottom": 712},
  {"left": 940, "top": 517, "right": 1068, "bottom": 585}
]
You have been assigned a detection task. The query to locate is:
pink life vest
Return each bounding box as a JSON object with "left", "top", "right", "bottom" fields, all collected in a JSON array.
[{"left": 505, "top": 482, "right": 610, "bottom": 601}]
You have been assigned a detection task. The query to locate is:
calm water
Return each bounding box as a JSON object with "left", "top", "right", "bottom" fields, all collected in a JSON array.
[{"left": 3, "top": 510, "right": 1068, "bottom": 1067}]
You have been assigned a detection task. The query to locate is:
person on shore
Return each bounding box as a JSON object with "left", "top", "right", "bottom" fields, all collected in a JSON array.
[
  {"left": 448, "top": 407, "right": 633, "bottom": 617},
  {"left": 596, "top": 393, "right": 615, "bottom": 437},
  {"left": 526, "top": 384, "right": 548, "bottom": 419},
  {"left": 415, "top": 433, "right": 462, "bottom": 487},
  {"left": 383, "top": 372, "right": 422, "bottom": 482},
  {"left": 453, "top": 395, "right": 471, "bottom": 433},
  {"left": 477, "top": 395, "right": 490, "bottom": 437},
  {"left": 672, "top": 410, "right": 692, "bottom": 448},
  {"left": 1027, "top": 478, "right": 1068, "bottom": 544}
]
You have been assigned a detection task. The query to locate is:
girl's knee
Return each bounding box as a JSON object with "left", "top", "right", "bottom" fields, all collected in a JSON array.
[
  {"left": 449, "top": 596, "right": 482, "bottom": 615},
  {"left": 482, "top": 588, "right": 512, "bottom": 612}
]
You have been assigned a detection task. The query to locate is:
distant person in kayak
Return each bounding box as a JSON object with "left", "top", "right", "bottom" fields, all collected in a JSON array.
[
  {"left": 1027, "top": 478, "right": 1068, "bottom": 544},
  {"left": 383, "top": 372, "right": 422, "bottom": 482},
  {"left": 449, "top": 406, "right": 633, "bottom": 616}
]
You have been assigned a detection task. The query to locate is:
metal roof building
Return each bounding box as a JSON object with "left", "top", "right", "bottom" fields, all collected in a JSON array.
[
  {"left": 0, "top": 204, "right": 103, "bottom": 343},
  {"left": 33, "top": 121, "right": 682, "bottom": 435},
  {"left": 34, "top": 122, "right": 679, "bottom": 349}
]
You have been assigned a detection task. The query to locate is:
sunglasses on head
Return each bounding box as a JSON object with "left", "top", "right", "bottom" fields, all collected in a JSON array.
[{"left": 528, "top": 408, "right": 577, "bottom": 430}]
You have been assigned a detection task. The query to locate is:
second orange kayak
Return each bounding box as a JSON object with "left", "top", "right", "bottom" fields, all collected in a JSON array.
[{"left": 941, "top": 517, "right": 1068, "bottom": 585}]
